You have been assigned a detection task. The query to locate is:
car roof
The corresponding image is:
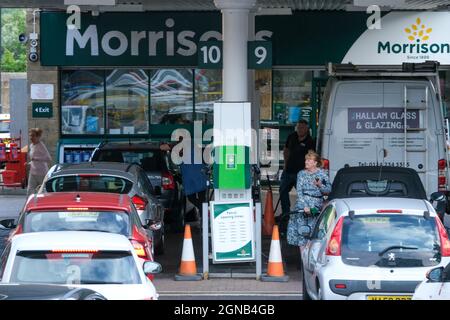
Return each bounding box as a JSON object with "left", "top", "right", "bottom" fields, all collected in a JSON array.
[
  {"left": 333, "top": 197, "right": 434, "bottom": 217},
  {"left": 11, "top": 231, "right": 133, "bottom": 251},
  {"left": 0, "top": 283, "right": 85, "bottom": 299},
  {"left": 328, "top": 166, "right": 427, "bottom": 200},
  {"left": 49, "top": 162, "right": 138, "bottom": 180},
  {"left": 24, "top": 192, "right": 133, "bottom": 212},
  {"left": 98, "top": 141, "right": 162, "bottom": 151}
]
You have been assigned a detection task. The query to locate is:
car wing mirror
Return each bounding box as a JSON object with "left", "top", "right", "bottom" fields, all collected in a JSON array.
[
  {"left": 145, "top": 219, "right": 161, "bottom": 231},
  {"left": 431, "top": 192, "right": 446, "bottom": 202},
  {"left": 0, "top": 219, "right": 16, "bottom": 229},
  {"left": 427, "top": 267, "right": 444, "bottom": 282},
  {"left": 143, "top": 261, "right": 162, "bottom": 275}
]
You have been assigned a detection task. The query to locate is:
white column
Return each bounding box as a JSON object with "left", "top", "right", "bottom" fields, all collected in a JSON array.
[{"left": 214, "top": 0, "right": 256, "bottom": 102}]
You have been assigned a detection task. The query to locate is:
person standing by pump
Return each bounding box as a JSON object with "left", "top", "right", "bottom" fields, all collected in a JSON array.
[
  {"left": 278, "top": 119, "right": 315, "bottom": 235},
  {"left": 27, "top": 128, "right": 52, "bottom": 196},
  {"left": 287, "top": 150, "right": 331, "bottom": 268}
]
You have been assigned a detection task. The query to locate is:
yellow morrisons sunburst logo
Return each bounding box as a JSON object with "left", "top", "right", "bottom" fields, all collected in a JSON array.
[{"left": 405, "top": 18, "right": 432, "bottom": 42}]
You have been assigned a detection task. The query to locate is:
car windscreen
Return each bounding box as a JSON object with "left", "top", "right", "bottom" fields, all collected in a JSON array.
[
  {"left": 94, "top": 149, "right": 166, "bottom": 171},
  {"left": 10, "top": 250, "right": 141, "bottom": 284},
  {"left": 23, "top": 211, "right": 130, "bottom": 236},
  {"left": 341, "top": 215, "right": 440, "bottom": 268},
  {"left": 45, "top": 175, "right": 133, "bottom": 194}
]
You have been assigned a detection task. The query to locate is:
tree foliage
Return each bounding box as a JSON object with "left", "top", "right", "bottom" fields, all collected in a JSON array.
[{"left": 1, "top": 9, "right": 26, "bottom": 72}]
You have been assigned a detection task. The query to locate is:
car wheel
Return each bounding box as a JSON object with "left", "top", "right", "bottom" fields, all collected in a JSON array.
[
  {"left": 154, "top": 230, "right": 165, "bottom": 255},
  {"left": 302, "top": 269, "right": 311, "bottom": 300},
  {"left": 317, "top": 281, "right": 323, "bottom": 300},
  {"left": 172, "top": 196, "right": 186, "bottom": 233}
]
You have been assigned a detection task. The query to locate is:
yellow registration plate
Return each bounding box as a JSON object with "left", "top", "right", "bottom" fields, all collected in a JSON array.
[{"left": 367, "top": 295, "right": 412, "bottom": 300}]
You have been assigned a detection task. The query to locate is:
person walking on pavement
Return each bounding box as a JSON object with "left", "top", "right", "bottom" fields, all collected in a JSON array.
[
  {"left": 278, "top": 119, "right": 315, "bottom": 236},
  {"left": 287, "top": 150, "right": 331, "bottom": 268},
  {"left": 27, "top": 128, "right": 52, "bottom": 196}
]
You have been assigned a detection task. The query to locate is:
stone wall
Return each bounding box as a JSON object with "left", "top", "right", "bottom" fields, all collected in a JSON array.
[
  {"left": 1, "top": 73, "right": 27, "bottom": 114},
  {"left": 26, "top": 9, "right": 59, "bottom": 163}
]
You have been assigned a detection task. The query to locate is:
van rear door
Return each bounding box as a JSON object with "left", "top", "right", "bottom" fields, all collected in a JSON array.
[
  {"left": 328, "top": 82, "right": 385, "bottom": 178},
  {"left": 328, "top": 81, "right": 432, "bottom": 188},
  {"left": 381, "top": 82, "right": 429, "bottom": 187}
]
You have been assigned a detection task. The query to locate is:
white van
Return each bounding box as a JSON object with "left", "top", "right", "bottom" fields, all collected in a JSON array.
[{"left": 317, "top": 61, "right": 449, "bottom": 199}]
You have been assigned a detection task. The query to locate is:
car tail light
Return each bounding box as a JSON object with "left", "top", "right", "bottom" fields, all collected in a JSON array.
[
  {"left": 131, "top": 240, "right": 147, "bottom": 258},
  {"left": 132, "top": 195, "right": 148, "bottom": 211},
  {"left": 438, "top": 159, "right": 447, "bottom": 192},
  {"left": 326, "top": 216, "right": 344, "bottom": 256},
  {"left": 132, "top": 226, "right": 152, "bottom": 261},
  {"left": 435, "top": 217, "right": 450, "bottom": 257},
  {"left": 162, "top": 172, "right": 175, "bottom": 190},
  {"left": 376, "top": 209, "right": 402, "bottom": 213},
  {"left": 322, "top": 159, "right": 329, "bottom": 170},
  {"left": 52, "top": 249, "right": 99, "bottom": 253}
]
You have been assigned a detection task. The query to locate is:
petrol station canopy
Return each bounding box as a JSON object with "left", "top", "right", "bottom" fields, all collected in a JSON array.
[{"left": 0, "top": 0, "right": 450, "bottom": 11}]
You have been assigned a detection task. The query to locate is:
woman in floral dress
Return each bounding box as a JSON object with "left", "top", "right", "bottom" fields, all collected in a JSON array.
[{"left": 287, "top": 150, "right": 331, "bottom": 248}]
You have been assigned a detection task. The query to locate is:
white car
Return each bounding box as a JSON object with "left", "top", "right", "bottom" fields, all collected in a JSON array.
[
  {"left": 0, "top": 231, "right": 162, "bottom": 300},
  {"left": 412, "top": 263, "right": 450, "bottom": 299},
  {"left": 300, "top": 197, "right": 450, "bottom": 300}
]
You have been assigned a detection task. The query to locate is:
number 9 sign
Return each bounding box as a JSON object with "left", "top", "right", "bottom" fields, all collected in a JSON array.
[{"left": 248, "top": 41, "right": 272, "bottom": 69}]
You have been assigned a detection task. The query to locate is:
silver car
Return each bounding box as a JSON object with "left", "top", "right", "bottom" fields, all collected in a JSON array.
[
  {"left": 37, "top": 162, "right": 165, "bottom": 254},
  {"left": 300, "top": 197, "right": 450, "bottom": 300}
]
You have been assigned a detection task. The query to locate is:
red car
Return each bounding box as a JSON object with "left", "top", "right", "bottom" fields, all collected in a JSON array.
[{"left": 5, "top": 192, "right": 159, "bottom": 279}]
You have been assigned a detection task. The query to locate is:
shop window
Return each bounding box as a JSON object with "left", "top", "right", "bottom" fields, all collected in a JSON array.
[
  {"left": 61, "top": 70, "right": 105, "bottom": 135},
  {"left": 273, "top": 70, "right": 313, "bottom": 125},
  {"left": 194, "top": 69, "right": 222, "bottom": 125},
  {"left": 255, "top": 70, "right": 272, "bottom": 120},
  {"left": 150, "top": 69, "right": 193, "bottom": 125},
  {"left": 106, "top": 69, "right": 149, "bottom": 135}
]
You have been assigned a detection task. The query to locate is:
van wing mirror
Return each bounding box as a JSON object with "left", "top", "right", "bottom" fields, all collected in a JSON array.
[{"left": 427, "top": 267, "right": 444, "bottom": 282}]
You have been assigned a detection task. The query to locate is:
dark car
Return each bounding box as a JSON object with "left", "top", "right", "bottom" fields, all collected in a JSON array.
[
  {"left": 0, "top": 283, "right": 106, "bottom": 300},
  {"left": 90, "top": 141, "right": 188, "bottom": 231},
  {"left": 327, "top": 166, "right": 428, "bottom": 200},
  {"left": 37, "top": 162, "right": 165, "bottom": 255}
]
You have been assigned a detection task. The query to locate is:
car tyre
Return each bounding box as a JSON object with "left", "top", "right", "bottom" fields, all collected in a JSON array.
[
  {"left": 302, "top": 268, "right": 311, "bottom": 300},
  {"left": 172, "top": 196, "right": 186, "bottom": 233},
  {"left": 154, "top": 230, "right": 165, "bottom": 255}
]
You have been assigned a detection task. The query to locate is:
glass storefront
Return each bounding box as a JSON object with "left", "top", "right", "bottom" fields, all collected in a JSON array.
[
  {"left": 61, "top": 70, "right": 105, "bottom": 135},
  {"left": 106, "top": 69, "right": 149, "bottom": 135},
  {"left": 151, "top": 69, "right": 194, "bottom": 125},
  {"left": 60, "top": 69, "right": 223, "bottom": 136}
]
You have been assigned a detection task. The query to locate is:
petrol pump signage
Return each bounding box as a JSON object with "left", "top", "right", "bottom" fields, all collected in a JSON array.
[{"left": 210, "top": 201, "right": 255, "bottom": 263}]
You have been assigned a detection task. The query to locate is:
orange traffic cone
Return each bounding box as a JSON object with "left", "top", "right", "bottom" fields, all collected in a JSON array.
[
  {"left": 174, "top": 224, "right": 202, "bottom": 281},
  {"left": 261, "top": 225, "right": 289, "bottom": 282},
  {"left": 263, "top": 188, "right": 275, "bottom": 236}
]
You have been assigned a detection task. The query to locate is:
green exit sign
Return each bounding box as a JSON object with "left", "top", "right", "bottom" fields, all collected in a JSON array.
[{"left": 32, "top": 103, "right": 53, "bottom": 118}]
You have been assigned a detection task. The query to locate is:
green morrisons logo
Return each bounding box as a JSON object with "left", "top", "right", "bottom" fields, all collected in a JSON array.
[{"left": 377, "top": 17, "right": 450, "bottom": 55}]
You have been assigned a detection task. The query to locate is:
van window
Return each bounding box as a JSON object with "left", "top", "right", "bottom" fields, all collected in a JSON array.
[{"left": 341, "top": 215, "right": 440, "bottom": 268}]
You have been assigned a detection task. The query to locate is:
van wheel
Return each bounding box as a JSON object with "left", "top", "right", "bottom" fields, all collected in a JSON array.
[{"left": 302, "top": 269, "right": 311, "bottom": 300}]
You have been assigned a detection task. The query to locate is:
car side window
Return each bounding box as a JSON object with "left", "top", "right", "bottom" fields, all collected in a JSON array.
[
  {"left": 0, "top": 244, "right": 11, "bottom": 280},
  {"left": 312, "top": 205, "right": 336, "bottom": 240}
]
